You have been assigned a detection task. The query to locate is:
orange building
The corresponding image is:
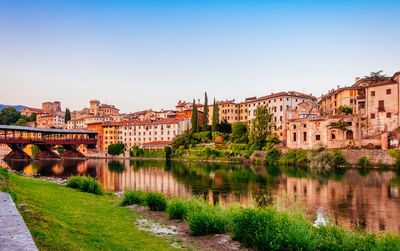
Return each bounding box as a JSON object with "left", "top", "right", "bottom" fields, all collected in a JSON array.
[{"left": 87, "top": 122, "right": 104, "bottom": 150}]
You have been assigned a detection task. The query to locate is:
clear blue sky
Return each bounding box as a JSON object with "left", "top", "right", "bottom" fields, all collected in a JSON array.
[{"left": 1, "top": 0, "right": 399, "bottom": 113}]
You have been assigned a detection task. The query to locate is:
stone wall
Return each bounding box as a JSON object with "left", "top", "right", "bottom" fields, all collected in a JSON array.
[{"left": 342, "top": 149, "right": 395, "bottom": 165}]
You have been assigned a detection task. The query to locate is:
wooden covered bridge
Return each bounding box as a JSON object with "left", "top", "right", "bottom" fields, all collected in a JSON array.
[{"left": 0, "top": 125, "right": 97, "bottom": 160}]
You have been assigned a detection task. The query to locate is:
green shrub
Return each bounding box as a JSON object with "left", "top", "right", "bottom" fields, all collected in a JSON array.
[
  {"left": 279, "top": 150, "right": 309, "bottom": 166},
  {"left": 145, "top": 192, "right": 167, "bottom": 211},
  {"left": 79, "top": 176, "right": 103, "bottom": 195},
  {"left": 333, "top": 150, "right": 349, "bottom": 168},
  {"left": 242, "top": 150, "right": 254, "bottom": 159},
  {"left": 376, "top": 233, "right": 400, "bottom": 250},
  {"left": 121, "top": 190, "right": 146, "bottom": 206},
  {"left": 308, "top": 150, "right": 335, "bottom": 170},
  {"left": 167, "top": 197, "right": 188, "bottom": 219},
  {"left": 231, "top": 207, "right": 316, "bottom": 250},
  {"left": 66, "top": 176, "right": 85, "bottom": 189},
  {"left": 67, "top": 176, "right": 103, "bottom": 195},
  {"left": 357, "top": 156, "right": 372, "bottom": 168},
  {"left": 187, "top": 206, "right": 230, "bottom": 236},
  {"left": 315, "top": 223, "right": 377, "bottom": 251},
  {"left": 108, "top": 143, "right": 125, "bottom": 156},
  {"left": 265, "top": 148, "right": 280, "bottom": 165}
]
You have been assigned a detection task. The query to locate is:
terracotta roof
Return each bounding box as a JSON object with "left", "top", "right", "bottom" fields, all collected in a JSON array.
[
  {"left": 21, "top": 107, "right": 43, "bottom": 113},
  {"left": 103, "top": 117, "right": 186, "bottom": 127},
  {"left": 318, "top": 86, "right": 362, "bottom": 103},
  {"left": 248, "top": 91, "right": 315, "bottom": 103},
  {"left": 366, "top": 79, "right": 397, "bottom": 88}
]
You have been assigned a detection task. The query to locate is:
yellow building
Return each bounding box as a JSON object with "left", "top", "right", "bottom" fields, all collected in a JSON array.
[
  {"left": 207, "top": 99, "right": 248, "bottom": 125},
  {"left": 319, "top": 86, "right": 361, "bottom": 115},
  {"left": 102, "top": 123, "right": 120, "bottom": 151}
]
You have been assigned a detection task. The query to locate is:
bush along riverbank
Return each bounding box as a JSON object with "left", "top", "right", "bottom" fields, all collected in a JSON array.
[{"left": 121, "top": 189, "right": 400, "bottom": 251}]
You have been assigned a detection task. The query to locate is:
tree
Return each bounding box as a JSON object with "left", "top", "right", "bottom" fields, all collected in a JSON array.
[
  {"left": 28, "top": 113, "right": 36, "bottom": 122},
  {"left": 217, "top": 119, "right": 232, "bottom": 133},
  {"left": 171, "top": 130, "right": 191, "bottom": 149},
  {"left": 328, "top": 120, "right": 349, "bottom": 131},
  {"left": 65, "top": 108, "right": 71, "bottom": 122},
  {"left": 337, "top": 106, "right": 353, "bottom": 115},
  {"left": 0, "top": 107, "right": 22, "bottom": 125},
  {"left": 107, "top": 143, "right": 125, "bottom": 156},
  {"left": 16, "top": 118, "right": 26, "bottom": 126},
  {"left": 192, "top": 99, "right": 199, "bottom": 133},
  {"left": 202, "top": 92, "right": 209, "bottom": 131},
  {"left": 164, "top": 146, "right": 172, "bottom": 160},
  {"left": 249, "top": 106, "right": 274, "bottom": 147},
  {"left": 363, "top": 70, "right": 388, "bottom": 84},
  {"left": 211, "top": 98, "right": 219, "bottom": 132},
  {"left": 232, "top": 122, "right": 248, "bottom": 143}
]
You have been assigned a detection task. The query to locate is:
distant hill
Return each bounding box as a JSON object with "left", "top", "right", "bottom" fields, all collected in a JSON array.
[{"left": 0, "top": 104, "right": 25, "bottom": 112}]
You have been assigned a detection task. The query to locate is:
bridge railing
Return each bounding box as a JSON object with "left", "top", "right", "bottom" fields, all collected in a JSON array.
[{"left": 0, "top": 136, "right": 97, "bottom": 145}]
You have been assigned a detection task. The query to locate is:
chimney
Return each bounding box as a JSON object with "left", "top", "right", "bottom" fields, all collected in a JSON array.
[
  {"left": 198, "top": 99, "right": 200, "bottom": 104},
  {"left": 355, "top": 77, "right": 360, "bottom": 83}
]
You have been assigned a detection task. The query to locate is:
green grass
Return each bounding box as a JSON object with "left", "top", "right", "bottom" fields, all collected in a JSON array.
[{"left": 9, "top": 174, "right": 177, "bottom": 251}]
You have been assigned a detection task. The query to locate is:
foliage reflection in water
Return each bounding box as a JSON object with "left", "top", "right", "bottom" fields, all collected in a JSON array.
[{"left": 2, "top": 158, "right": 400, "bottom": 233}]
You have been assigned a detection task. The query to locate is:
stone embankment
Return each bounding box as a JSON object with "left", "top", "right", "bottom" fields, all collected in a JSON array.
[
  {"left": 342, "top": 149, "right": 396, "bottom": 165},
  {"left": 0, "top": 192, "right": 38, "bottom": 251}
]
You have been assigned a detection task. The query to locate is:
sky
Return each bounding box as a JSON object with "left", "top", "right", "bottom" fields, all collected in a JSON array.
[{"left": 0, "top": 0, "right": 399, "bottom": 113}]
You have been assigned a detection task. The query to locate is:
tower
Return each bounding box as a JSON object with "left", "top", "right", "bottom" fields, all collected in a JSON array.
[{"left": 90, "top": 100, "right": 100, "bottom": 115}]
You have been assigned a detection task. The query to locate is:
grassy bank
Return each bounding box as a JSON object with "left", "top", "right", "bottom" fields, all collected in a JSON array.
[{"left": 7, "top": 172, "right": 177, "bottom": 250}]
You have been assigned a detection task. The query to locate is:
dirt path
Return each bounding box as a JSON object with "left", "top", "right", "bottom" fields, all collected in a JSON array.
[{"left": 128, "top": 205, "right": 252, "bottom": 251}]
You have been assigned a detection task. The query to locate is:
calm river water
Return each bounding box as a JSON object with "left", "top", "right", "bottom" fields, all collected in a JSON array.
[{"left": 2, "top": 158, "right": 400, "bottom": 233}]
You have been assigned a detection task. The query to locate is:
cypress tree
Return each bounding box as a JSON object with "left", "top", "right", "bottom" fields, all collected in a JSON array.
[
  {"left": 211, "top": 98, "right": 219, "bottom": 132},
  {"left": 65, "top": 108, "right": 71, "bottom": 122},
  {"left": 192, "top": 99, "right": 198, "bottom": 133},
  {"left": 202, "top": 92, "right": 209, "bottom": 131}
]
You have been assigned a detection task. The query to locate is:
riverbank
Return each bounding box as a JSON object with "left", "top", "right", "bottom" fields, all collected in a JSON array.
[{"left": 6, "top": 172, "right": 179, "bottom": 250}]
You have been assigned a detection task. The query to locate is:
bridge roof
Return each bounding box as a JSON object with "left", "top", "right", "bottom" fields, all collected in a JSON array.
[{"left": 0, "top": 125, "right": 97, "bottom": 135}]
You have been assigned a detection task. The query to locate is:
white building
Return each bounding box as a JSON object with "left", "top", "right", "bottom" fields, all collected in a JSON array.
[
  {"left": 108, "top": 118, "right": 191, "bottom": 149},
  {"left": 246, "top": 91, "right": 317, "bottom": 141}
]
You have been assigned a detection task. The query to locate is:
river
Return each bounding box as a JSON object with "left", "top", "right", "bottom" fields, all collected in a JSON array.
[{"left": 2, "top": 158, "right": 400, "bottom": 233}]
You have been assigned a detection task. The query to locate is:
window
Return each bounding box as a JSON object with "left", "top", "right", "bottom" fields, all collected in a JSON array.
[
  {"left": 387, "top": 112, "right": 392, "bottom": 118},
  {"left": 371, "top": 91, "right": 375, "bottom": 96},
  {"left": 387, "top": 89, "right": 391, "bottom": 95},
  {"left": 331, "top": 133, "right": 336, "bottom": 140},
  {"left": 303, "top": 132, "right": 307, "bottom": 141},
  {"left": 303, "top": 124, "right": 306, "bottom": 128},
  {"left": 293, "top": 125, "right": 296, "bottom": 129},
  {"left": 293, "top": 132, "right": 297, "bottom": 142},
  {"left": 371, "top": 113, "right": 375, "bottom": 119},
  {"left": 316, "top": 135, "right": 320, "bottom": 141},
  {"left": 378, "top": 100, "right": 384, "bottom": 112}
]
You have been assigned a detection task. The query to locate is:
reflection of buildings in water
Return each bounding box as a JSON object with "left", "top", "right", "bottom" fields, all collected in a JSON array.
[
  {"left": 100, "top": 160, "right": 191, "bottom": 199},
  {"left": 52, "top": 162, "right": 64, "bottom": 175},
  {"left": 76, "top": 161, "right": 88, "bottom": 174},
  {"left": 23, "top": 164, "right": 38, "bottom": 175},
  {"left": 99, "top": 160, "right": 258, "bottom": 207},
  {"left": 280, "top": 170, "right": 400, "bottom": 233}
]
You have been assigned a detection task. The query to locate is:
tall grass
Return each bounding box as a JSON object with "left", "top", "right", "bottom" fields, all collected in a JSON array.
[
  {"left": 145, "top": 192, "right": 168, "bottom": 211},
  {"left": 0, "top": 166, "right": 17, "bottom": 201},
  {"left": 66, "top": 176, "right": 103, "bottom": 195},
  {"left": 121, "top": 190, "right": 146, "bottom": 206}
]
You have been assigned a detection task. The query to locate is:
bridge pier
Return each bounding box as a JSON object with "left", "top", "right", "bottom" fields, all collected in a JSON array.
[
  {"left": 34, "top": 145, "right": 61, "bottom": 159},
  {"left": 3, "top": 144, "right": 32, "bottom": 161},
  {"left": 60, "top": 145, "right": 86, "bottom": 159}
]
